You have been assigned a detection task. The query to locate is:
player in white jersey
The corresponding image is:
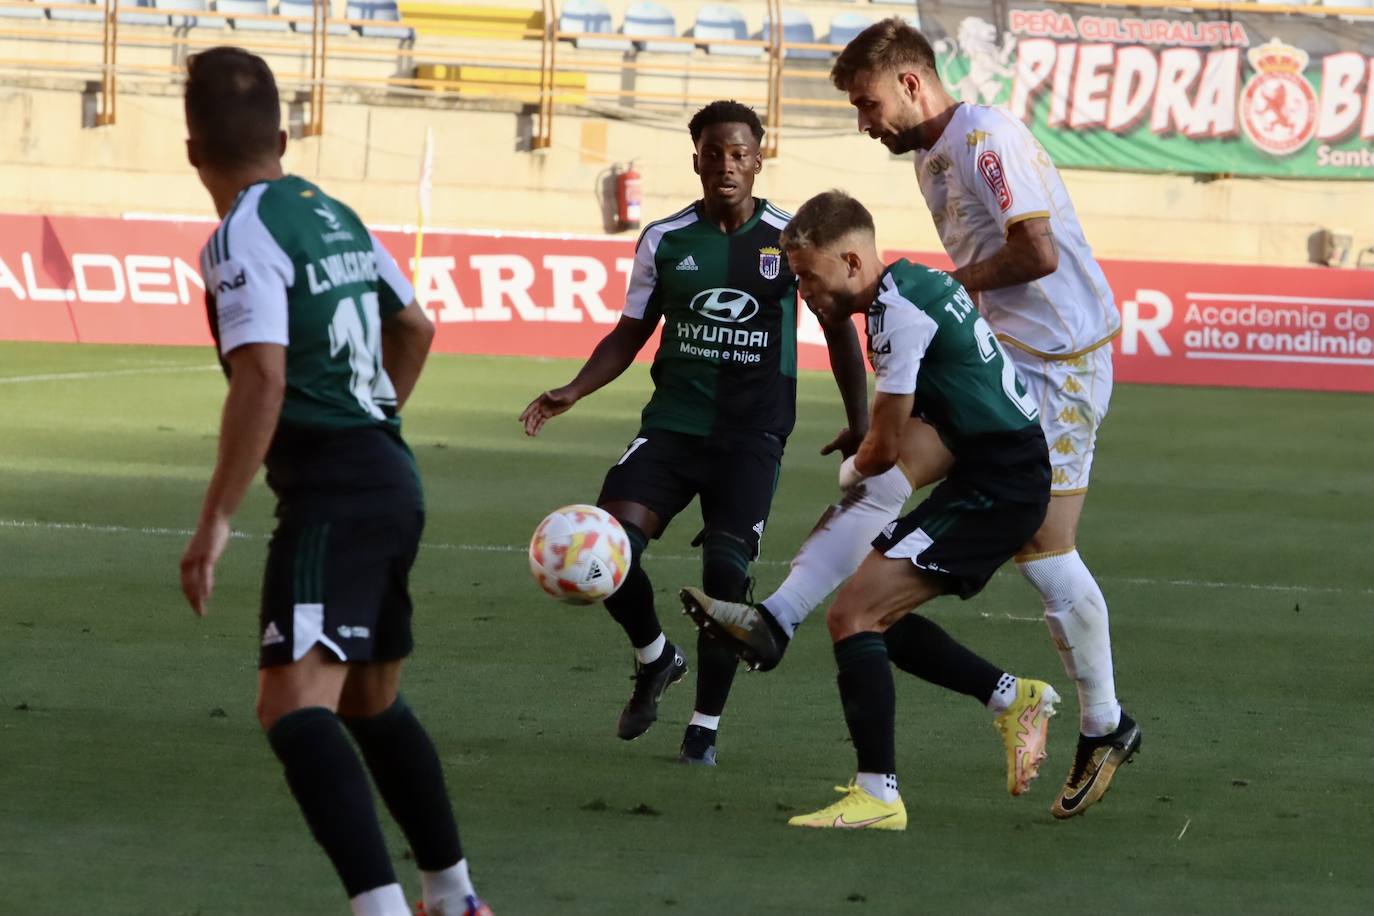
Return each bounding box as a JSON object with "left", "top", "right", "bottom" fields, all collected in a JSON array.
[{"left": 684, "top": 18, "right": 1140, "bottom": 819}]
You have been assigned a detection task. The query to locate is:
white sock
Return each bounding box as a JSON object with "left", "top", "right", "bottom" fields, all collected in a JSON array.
[
  {"left": 766, "top": 466, "right": 912, "bottom": 637},
  {"left": 986, "top": 672, "right": 1018, "bottom": 714},
  {"left": 350, "top": 884, "right": 409, "bottom": 916},
  {"left": 855, "top": 772, "right": 900, "bottom": 804},
  {"left": 1018, "top": 550, "right": 1121, "bottom": 737},
  {"left": 421, "top": 859, "right": 476, "bottom": 912},
  {"left": 635, "top": 632, "right": 666, "bottom": 665},
  {"left": 689, "top": 712, "right": 720, "bottom": 731}
]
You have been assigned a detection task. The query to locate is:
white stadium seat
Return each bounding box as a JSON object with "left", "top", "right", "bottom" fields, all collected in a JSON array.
[
  {"left": 0, "top": 0, "right": 46, "bottom": 20},
  {"left": 694, "top": 4, "right": 759, "bottom": 57},
  {"left": 49, "top": 0, "right": 104, "bottom": 22},
  {"left": 118, "top": 0, "right": 169, "bottom": 26},
  {"left": 828, "top": 11, "right": 873, "bottom": 49},
  {"left": 762, "top": 9, "right": 829, "bottom": 60},
  {"left": 280, "top": 0, "right": 347, "bottom": 34},
  {"left": 216, "top": 0, "right": 288, "bottom": 31},
  {"left": 347, "top": 0, "right": 411, "bottom": 39},
  {"left": 622, "top": 1, "right": 689, "bottom": 54},
  {"left": 157, "top": 0, "right": 227, "bottom": 28},
  {"left": 560, "top": 0, "right": 631, "bottom": 51}
]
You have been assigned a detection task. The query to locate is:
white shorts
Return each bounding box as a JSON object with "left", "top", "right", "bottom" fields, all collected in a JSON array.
[{"left": 1006, "top": 344, "right": 1113, "bottom": 495}]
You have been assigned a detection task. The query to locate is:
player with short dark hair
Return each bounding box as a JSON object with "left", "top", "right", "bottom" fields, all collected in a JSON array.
[
  {"left": 773, "top": 190, "right": 1053, "bottom": 829},
  {"left": 520, "top": 100, "right": 868, "bottom": 766},
  {"left": 178, "top": 46, "right": 491, "bottom": 916}
]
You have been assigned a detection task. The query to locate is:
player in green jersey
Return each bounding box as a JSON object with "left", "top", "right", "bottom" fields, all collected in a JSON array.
[
  {"left": 766, "top": 191, "right": 1053, "bottom": 830},
  {"left": 520, "top": 101, "right": 868, "bottom": 765},
  {"left": 178, "top": 48, "right": 491, "bottom": 915}
]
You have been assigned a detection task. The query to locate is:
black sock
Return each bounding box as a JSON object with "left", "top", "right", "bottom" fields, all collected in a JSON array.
[
  {"left": 266, "top": 707, "right": 396, "bottom": 898},
  {"left": 692, "top": 532, "right": 752, "bottom": 719},
  {"left": 343, "top": 696, "right": 463, "bottom": 872},
  {"left": 603, "top": 523, "right": 663, "bottom": 651},
  {"left": 834, "top": 632, "right": 896, "bottom": 774},
  {"left": 883, "top": 614, "right": 1002, "bottom": 703}
]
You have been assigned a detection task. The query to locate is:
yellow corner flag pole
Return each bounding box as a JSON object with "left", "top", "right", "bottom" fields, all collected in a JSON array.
[{"left": 413, "top": 126, "right": 434, "bottom": 291}]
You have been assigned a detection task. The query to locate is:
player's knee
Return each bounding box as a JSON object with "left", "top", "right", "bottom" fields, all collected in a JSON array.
[{"left": 700, "top": 529, "right": 752, "bottom": 601}]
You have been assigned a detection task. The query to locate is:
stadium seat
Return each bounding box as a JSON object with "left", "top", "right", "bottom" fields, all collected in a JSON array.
[
  {"left": 559, "top": 0, "right": 630, "bottom": 51},
  {"left": 280, "top": 0, "right": 347, "bottom": 34},
  {"left": 157, "top": 0, "right": 227, "bottom": 28},
  {"left": 0, "top": 0, "right": 45, "bottom": 19},
  {"left": 622, "top": 1, "right": 689, "bottom": 54},
  {"left": 49, "top": 0, "right": 104, "bottom": 22},
  {"left": 216, "top": 0, "right": 288, "bottom": 31},
  {"left": 347, "top": 0, "right": 411, "bottom": 39},
  {"left": 762, "top": 9, "right": 829, "bottom": 60},
  {"left": 828, "top": 11, "right": 873, "bottom": 49},
  {"left": 694, "top": 4, "right": 759, "bottom": 57},
  {"left": 118, "top": 0, "right": 170, "bottom": 25}
]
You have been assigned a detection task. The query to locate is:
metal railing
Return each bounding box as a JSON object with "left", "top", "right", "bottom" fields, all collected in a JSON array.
[{"left": 1, "top": 0, "right": 1371, "bottom": 157}]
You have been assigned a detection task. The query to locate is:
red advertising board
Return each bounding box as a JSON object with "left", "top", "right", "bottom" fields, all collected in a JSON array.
[{"left": 2, "top": 213, "right": 1370, "bottom": 392}]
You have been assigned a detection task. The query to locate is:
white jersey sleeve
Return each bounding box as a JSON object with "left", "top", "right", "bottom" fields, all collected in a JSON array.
[
  {"left": 961, "top": 116, "right": 1053, "bottom": 236},
  {"left": 869, "top": 276, "right": 940, "bottom": 396},
  {"left": 369, "top": 231, "right": 414, "bottom": 315},
  {"left": 202, "top": 184, "right": 295, "bottom": 357},
  {"left": 621, "top": 231, "right": 659, "bottom": 321}
]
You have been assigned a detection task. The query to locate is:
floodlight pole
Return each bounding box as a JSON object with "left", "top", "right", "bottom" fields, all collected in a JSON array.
[
  {"left": 535, "top": 0, "right": 556, "bottom": 149},
  {"left": 763, "top": 0, "right": 781, "bottom": 159}
]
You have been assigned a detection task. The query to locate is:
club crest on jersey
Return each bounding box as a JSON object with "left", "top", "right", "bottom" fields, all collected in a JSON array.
[{"left": 758, "top": 247, "right": 782, "bottom": 280}]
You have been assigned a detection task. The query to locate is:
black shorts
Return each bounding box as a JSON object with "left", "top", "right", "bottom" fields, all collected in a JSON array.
[
  {"left": 871, "top": 477, "right": 1047, "bottom": 599},
  {"left": 258, "top": 511, "right": 424, "bottom": 668},
  {"left": 597, "top": 428, "right": 783, "bottom": 557}
]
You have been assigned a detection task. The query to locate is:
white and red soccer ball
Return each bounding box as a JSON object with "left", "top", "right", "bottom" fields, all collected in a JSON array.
[{"left": 528, "top": 505, "right": 631, "bottom": 604}]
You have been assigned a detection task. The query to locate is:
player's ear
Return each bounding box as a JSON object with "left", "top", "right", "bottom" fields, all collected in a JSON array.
[
  {"left": 692, "top": 152, "right": 700, "bottom": 175},
  {"left": 277, "top": 130, "right": 287, "bottom": 157},
  {"left": 185, "top": 137, "right": 200, "bottom": 170},
  {"left": 898, "top": 69, "right": 921, "bottom": 102}
]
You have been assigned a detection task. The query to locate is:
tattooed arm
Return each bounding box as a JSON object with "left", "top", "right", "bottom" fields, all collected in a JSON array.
[{"left": 950, "top": 217, "right": 1058, "bottom": 293}]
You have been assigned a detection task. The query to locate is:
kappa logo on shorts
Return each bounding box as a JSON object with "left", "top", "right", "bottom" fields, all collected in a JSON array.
[
  {"left": 261, "top": 622, "right": 286, "bottom": 647},
  {"left": 337, "top": 625, "right": 371, "bottom": 639}
]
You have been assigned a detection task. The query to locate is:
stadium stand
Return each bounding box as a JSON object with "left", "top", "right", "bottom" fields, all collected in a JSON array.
[
  {"left": 215, "top": 0, "right": 290, "bottom": 32},
  {"left": 118, "top": 0, "right": 170, "bottom": 26},
  {"left": 827, "top": 10, "right": 872, "bottom": 47},
  {"left": 762, "top": 9, "right": 829, "bottom": 60},
  {"left": 48, "top": 0, "right": 104, "bottom": 22},
  {"left": 0, "top": 0, "right": 43, "bottom": 18},
  {"left": 693, "top": 4, "right": 759, "bottom": 57},
  {"left": 281, "top": 0, "right": 349, "bottom": 33},
  {"left": 348, "top": 0, "right": 412, "bottom": 39},
  {"left": 623, "top": 1, "right": 689, "bottom": 53},
  {"left": 559, "top": 0, "right": 631, "bottom": 50},
  {"left": 158, "top": 0, "right": 228, "bottom": 29}
]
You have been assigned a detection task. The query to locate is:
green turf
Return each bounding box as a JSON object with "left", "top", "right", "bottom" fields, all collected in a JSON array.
[{"left": 1, "top": 341, "right": 1371, "bottom": 915}]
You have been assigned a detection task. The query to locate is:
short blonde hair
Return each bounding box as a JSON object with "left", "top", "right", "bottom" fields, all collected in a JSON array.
[{"left": 779, "top": 191, "right": 874, "bottom": 252}]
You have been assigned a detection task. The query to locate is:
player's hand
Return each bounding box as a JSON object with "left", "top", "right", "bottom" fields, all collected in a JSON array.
[
  {"left": 520, "top": 386, "right": 579, "bottom": 437},
  {"left": 820, "top": 426, "right": 865, "bottom": 459},
  {"left": 180, "top": 516, "right": 231, "bottom": 617},
  {"left": 838, "top": 455, "right": 868, "bottom": 491}
]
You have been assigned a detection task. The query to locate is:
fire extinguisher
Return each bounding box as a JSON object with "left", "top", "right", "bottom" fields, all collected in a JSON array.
[{"left": 615, "top": 162, "right": 642, "bottom": 232}]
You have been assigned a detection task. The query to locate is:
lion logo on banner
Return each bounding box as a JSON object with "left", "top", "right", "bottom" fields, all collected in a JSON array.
[
  {"left": 1240, "top": 39, "right": 1318, "bottom": 157},
  {"left": 935, "top": 17, "right": 1016, "bottom": 106}
]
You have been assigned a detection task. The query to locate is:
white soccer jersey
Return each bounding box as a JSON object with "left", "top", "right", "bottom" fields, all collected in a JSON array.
[{"left": 914, "top": 103, "right": 1120, "bottom": 358}]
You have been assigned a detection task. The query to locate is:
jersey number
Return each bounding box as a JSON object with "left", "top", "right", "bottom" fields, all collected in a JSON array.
[
  {"left": 329, "top": 293, "right": 395, "bottom": 420},
  {"left": 972, "top": 317, "right": 1039, "bottom": 421}
]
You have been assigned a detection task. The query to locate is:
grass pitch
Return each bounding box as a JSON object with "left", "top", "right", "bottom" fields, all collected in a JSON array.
[{"left": 1, "top": 341, "right": 1371, "bottom": 915}]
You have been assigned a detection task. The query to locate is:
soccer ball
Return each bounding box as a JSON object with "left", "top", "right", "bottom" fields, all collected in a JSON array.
[{"left": 528, "top": 504, "right": 631, "bottom": 604}]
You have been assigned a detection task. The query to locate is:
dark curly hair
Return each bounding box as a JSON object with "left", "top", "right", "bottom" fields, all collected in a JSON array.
[{"left": 688, "top": 100, "right": 765, "bottom": 144}]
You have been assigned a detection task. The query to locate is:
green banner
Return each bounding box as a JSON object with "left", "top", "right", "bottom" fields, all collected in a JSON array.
[{"left": 924, "top": 4, "right": 1374, "bottom": 178}]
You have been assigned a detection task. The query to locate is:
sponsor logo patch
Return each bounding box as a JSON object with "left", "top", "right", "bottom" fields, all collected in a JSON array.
[
  {"left": 689, "top": 287, "right": 760, "bottom": 323},
  {"left": 977, "top": 151, "right": 1013, "bottom": 212}
]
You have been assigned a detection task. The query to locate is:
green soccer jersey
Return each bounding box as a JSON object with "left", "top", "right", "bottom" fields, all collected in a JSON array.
[
  {"left": 623, "top": 199, "right": 798, "bottom": 440},
  {"left": 199, "top": 175, "right": 421, "bottom": 516},
  {"left": 868, "top": 260, "right": 1048, "bottom": 500}
]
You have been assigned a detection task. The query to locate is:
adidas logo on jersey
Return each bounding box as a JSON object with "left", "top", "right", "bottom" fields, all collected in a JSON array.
[
  {"left": 261, "top": 622, "right": 286, "bottom": 647},
  {"left": 676, "top": 255, "right": 699, "bottom": 271}
]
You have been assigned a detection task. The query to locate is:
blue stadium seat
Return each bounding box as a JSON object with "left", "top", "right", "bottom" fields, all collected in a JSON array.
[
  {"left": 49, "top": 0, "right": 104, "bottom": 22},
  {"left": 828, "top": 11, "right": 873, "bottom": 49},
  {"left": 694, "top": 4, "right": 759, "bottom": 57},
  {"left": 762, "top": 9, "right": 829, "bottom": 61},
  {"left": 0, "top": 0, "right": 45, "bottom": 19},
  {"left": 346, "top": 0, "right": 412, "bottom": 39},
  {"left": 216, "top": 0, "right": 288, "bottom": 31},
  {"left": 157, "top": 0, "right": 227, "bottom": 28},
  {"left": 118, "top": 0, "right": 170, "bottom": 25},
  {"left": 559, "top": 0, "right": 630, "bottom": 51},
  {"left": 280, "top": 0, "right": 347, "bottom": 34},
  {"left": 622, "top": 0, "right": 689, "bottom": 54}
]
